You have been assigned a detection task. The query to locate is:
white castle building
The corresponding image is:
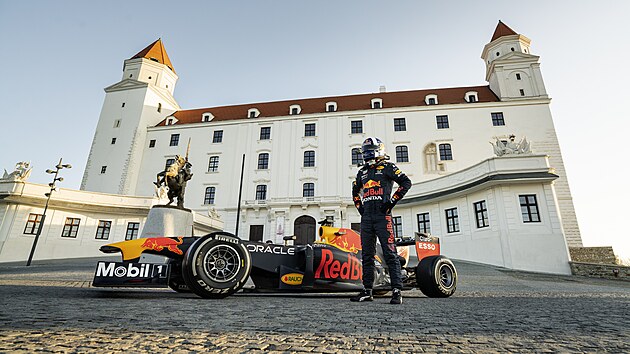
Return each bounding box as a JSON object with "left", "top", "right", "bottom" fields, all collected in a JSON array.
[{"left": 76, "top": 21, "right": 580, "bottom": 274}]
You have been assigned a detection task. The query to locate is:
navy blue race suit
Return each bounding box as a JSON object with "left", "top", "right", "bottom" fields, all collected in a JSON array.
[{"left": 352, "top": 161, "right": 411, "bottom": 290}]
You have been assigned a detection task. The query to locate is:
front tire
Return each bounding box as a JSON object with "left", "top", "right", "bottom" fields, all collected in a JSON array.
[
  {"left": 416, "top": 255, "right": 457, "bottom": 298},
  {"left": 182, "top": 232, "right": 252, "bottom": 299}
]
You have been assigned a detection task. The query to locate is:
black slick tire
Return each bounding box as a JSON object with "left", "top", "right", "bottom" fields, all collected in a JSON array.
[
  {"left": 416, "top": 255, "right": 457, "bottom": 298},
  {"left": 182, "top": 232, "right": 252, "bottom": 299}
]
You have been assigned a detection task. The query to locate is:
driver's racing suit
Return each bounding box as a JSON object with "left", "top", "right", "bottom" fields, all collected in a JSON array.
[{"left": 352, "top": 161, "right": 411, "bottom": 290}]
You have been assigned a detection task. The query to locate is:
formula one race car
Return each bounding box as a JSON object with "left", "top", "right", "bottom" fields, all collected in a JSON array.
[{"left": 93, "top": 224, "right": 457, "bottom": 299}]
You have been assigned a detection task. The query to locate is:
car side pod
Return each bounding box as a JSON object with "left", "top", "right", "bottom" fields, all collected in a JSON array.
[
  {"left": 181, "top": 232, "right": 252, "bottom": 299},
  {"left": 416, "top": 255, "right": 457, "bottom": 298}
]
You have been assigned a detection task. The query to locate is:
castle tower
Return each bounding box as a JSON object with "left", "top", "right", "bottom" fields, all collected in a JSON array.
[
  {"left": 482, "top": 21, "right": 548, "bottom": 100},
  {"left": 81, "top": 39, "right": 180, "bottom": 195}
]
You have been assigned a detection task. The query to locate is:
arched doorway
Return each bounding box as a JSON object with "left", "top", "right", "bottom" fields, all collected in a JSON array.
[{"left": 294, "top": 215, "right": 316, "bottom": 245}]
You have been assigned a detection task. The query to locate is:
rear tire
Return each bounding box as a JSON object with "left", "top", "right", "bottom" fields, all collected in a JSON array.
[
  {"left": 182, "top": 232, "right": 252, "bottom": 299},
  {"left": 416, "top": 255, "right": 457, "bottom": 298}
]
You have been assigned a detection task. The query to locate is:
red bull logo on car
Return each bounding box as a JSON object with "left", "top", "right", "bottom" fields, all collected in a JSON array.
[
  {"left": 315, "top": 249, "right": 362, "bottom": 280},
  {"left": 141, "top": 237, "right": 184, "bottom": 255},
  {"left": 318, "top": 226, "right": 362, "bottom": 253}
]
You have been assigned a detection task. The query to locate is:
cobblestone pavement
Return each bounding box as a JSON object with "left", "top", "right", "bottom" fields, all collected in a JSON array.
[{"left": 1, "top": 258, "right": 628, "bottom": 353}]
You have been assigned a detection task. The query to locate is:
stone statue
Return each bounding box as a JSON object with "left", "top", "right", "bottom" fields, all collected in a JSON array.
[
  {"left": 1, "top": 161, "right": 33, "bottom": 182},
  {"left": 154, "top": 158, "right": 193, "bottom": 208},
  {"left": 154, "top": 139, "right": 194, "bottom": 208},
  {"left": 491, "top": 135, "right": 532, "bottom": 157}
]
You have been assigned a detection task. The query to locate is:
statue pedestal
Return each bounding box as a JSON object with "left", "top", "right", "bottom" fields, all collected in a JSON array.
[{"left": 140, "top": 205, "right": 194, "bottom": 263}]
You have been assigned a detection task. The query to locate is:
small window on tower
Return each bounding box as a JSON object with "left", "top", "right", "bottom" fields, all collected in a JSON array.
[
  {"left": 148, "top": 76, "right": 152, "bottom": 80},
  {"left": 149, "top": 140, "right": 156, "bottom": 148},
  {"left": 519, "top": 89, "right": 525, "bottom": 96},
  {"left": 111, "top": 138, "right": 116, "bottom": 145},
  {"left": 114, "top": 120, "right": 121, "bottom": 128},
  {"left": 496, "top": 52, "right": 500, "bottom": 57},
  {"left": 121, "top": 102, "right": 125, "bottom": 108},
  {"left": 101, "top": 166, "right": 107, "bottom": 174},
  {"left": 511, "top": 47, "right": 515, "bottom": 52},
  {"left": 516, "top": 73, "right": 521, "bottom": 80},
  {"left": 158, "top": 103, "right": 162, "bottom": 113}
]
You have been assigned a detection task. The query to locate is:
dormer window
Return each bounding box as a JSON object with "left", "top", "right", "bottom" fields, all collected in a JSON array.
[
  {"left": 371, "top": 98, "right": 382, "bottom": 109},
  {"left": 326, "top": 101, "right": 337, "bottom": 112},
  {"left": 202, "top": 112, "right": 214, "bottom": 122},
  {"left": 289, "top": 104, "right": 301, "bottom": 115},
  {"left": 165, "top": 116, "right": 178, "bottom": 126},
  {"left": 248, "top": 108, "right": 260, "bottom": 118},
  {"left": 157, "top": 103, "right": 162, "bottom": 113},
  {"left": 425, "top": 94, "right": 438, "bottom": 105},
  {"left": 465, "top": 91, "right": 478, "bottom": 103}
]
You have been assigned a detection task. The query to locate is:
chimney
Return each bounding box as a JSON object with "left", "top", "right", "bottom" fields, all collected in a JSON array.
[{"left": 379, "top": 85, "right": 386, "bottom": 93}]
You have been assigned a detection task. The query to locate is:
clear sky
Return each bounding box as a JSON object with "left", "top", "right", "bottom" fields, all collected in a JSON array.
[{"left": 1, "top": 1, "right": 629, "bottom": 259}]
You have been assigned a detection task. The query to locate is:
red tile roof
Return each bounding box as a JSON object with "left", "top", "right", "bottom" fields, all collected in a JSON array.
[
  {"left": 131, "top": 39, "right": 176, "bottom": 74},
  {"left": 491, "top": 21, "right": 518, "bottom": 42},
  {"left": 160, "top": 85, "right": 499, "bottom": 127}
]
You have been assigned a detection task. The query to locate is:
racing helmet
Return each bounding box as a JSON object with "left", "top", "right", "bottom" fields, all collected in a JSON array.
[{"left": 361, "top": 137, "right": 386, "bottom": 161}]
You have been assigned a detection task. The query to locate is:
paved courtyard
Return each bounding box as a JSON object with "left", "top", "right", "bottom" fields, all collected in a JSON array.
[{"left": 0, "top": 258, "right": 628, "bottom": 353}]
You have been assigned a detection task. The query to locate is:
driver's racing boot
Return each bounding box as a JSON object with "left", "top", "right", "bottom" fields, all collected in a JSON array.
[
  {"left": 350, "top": 288, "right": 373, "bottom": 302},
  {"left": 390, "top": 288, "right": 402, "bottom": 305}
]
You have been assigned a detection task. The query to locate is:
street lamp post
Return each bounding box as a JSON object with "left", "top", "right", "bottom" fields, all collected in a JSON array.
[{"left": 26, "top": 158, "right": 71, "bottom": 266}]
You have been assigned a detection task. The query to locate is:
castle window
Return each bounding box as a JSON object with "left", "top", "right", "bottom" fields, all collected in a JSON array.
[
  {"left": 303, "top": 151, "right": 315, "bottom": 167},
  {"left": 257, "top": 153, "right": 269, "bottom": 170},
  {"left": 326, "top": 102, "right": 337, "bottom": 112},
  {"left": 495, "top": 52, "right": 500, "bottom": 57},
  {"left": 114, "top": 120, "right": 121, "bottom": 128},
  {"left": 149, "top": 139, "right": 156, "bottom": 148},
  {"left": 125, "top": 222, "right": 140, "bottom": 240},
  {"left": 23, "top": 213, "right": 43, "bottom": 235},
  {"left": 520, "top": 194, "right": 541, "bottom": 223},
  {"left": 351, "top": 120, "right": 363, "bottom": 134},
  {"left": 392, "top": 216, "right": 403, "bottom": 238},
  {"left": 213, "top": 130, "right": 223, "bottom": 143},
  {"left": 165, "top": 158, "right": 175, "bottom": 170},
  {"left": 511, "top": 47, "right": 515, "bottom": 52},
  {"left": 465, "top": 91, "right": 478, "bottom": 103},
  {"left": 519, "top": 89, "right": 525, "bottom": 96},
  {"left": 438, "top": 143, "right": 453, "bottom": 160},
  {"left": 202, "top": 113, "right": 214, "bottom": 122},
  {"left": 351, "top": 148, "right": 362, "bottom": 165},
  {"left": 204, "top": 187, "right": 216, "bottom": 205},
  {"left": 289, "top": 105, "right": 301, "bottom": 115},
  {"left": 425, "top": 94, "right": 438, "bottom": 105},
  {"left": 121, "top": 102, "right": 125, "bottom": 107},
  {"left": 255, "top": 185, "right": 267, "bottom": 200},
  {"left": 157, "top": 103, "right": 162, "bottom": 113},
  {"left": 95, "top": 220, "right": 112, "bottom": 240},
  {"left": 61, "top": 217, "right": 81, "bottom": 238},
  {"left": 445, "top": 208, "right": 460, "bottom": 233},
  {"left": 395, "top": 146, "right": 409, "bottom": 163},
  {"left": 371, "top": 98, "right": 383, "bottom": 109},
  {"left": 491, "top": 112, "right": 505, "bottom": 126},
  {"left": 474, "top": 200, "right": 489, "bottom": 228},
  {"left": 303, "top": 183, "right": 314, "bottom": 198},
  {"left": 393, "top": 118, "right": 406, "bottom": 131},
  {"left": 516, "top": 73, "right": 521, "bottom": 80},
  {"left": 436, "top": 115, "right": 449, "bottom": 129},
  {"left": 169, "top": 134, "right": 180, "bottom": 146},
  {"left": 260, "top": 127, "right": 271, "bottom": 140},
  {"left": 166, "top": 118, "right": 174, "bottom": 125},
  {"left": 100, "top": 166, "right": 107, "bottom": 174},
  {"left": 248, "top": 108, "right": 260, "bottom": 118},
  {"left": 304, "top": 123, "right": 316, "bottom": 137},
  {"left": 208, "top": 156, "right": 219, "bottom": 172},
  {"left": 111, "top": 138, "right": 116, "bottom": 145},
  {"left": 417, "top": 212, "right": 431, "bottom": 234}
]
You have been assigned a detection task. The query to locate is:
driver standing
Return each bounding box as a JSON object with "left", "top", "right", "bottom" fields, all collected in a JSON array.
[{"left": 350, "top": 137, "right": 411, "bottom": 304}]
